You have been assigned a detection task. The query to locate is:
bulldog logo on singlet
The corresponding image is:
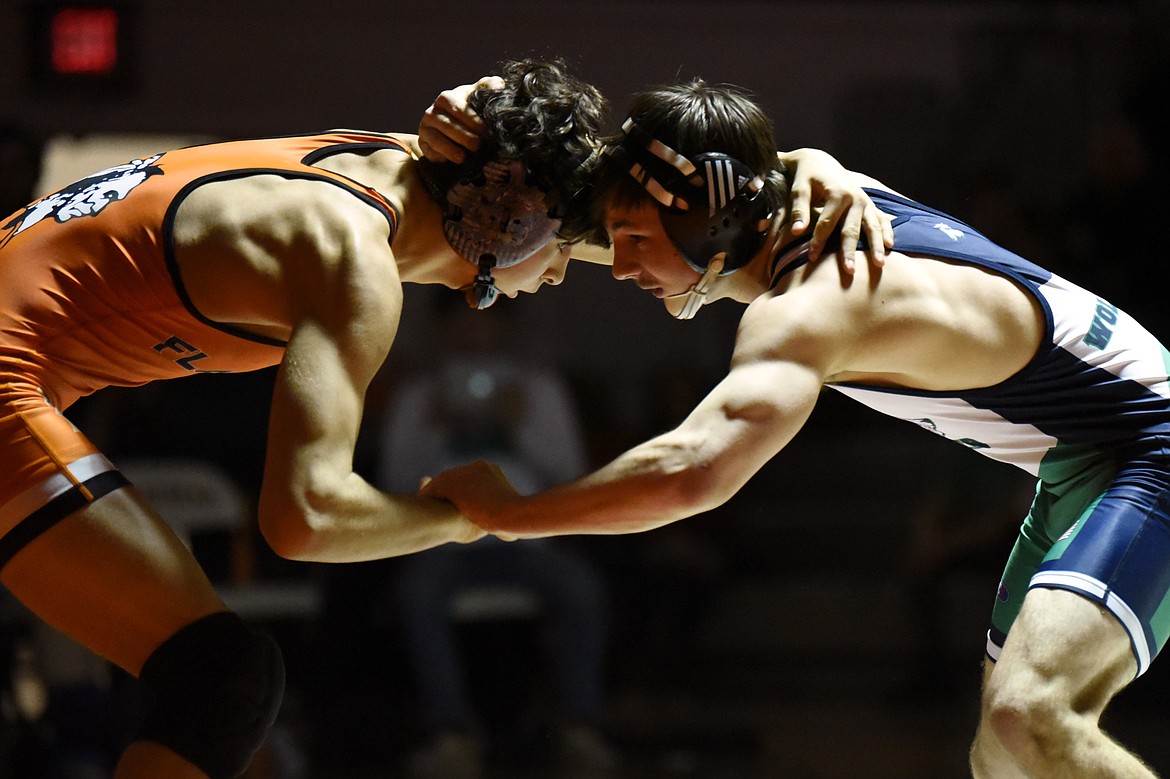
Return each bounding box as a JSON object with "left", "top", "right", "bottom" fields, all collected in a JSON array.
[{"left": 0, "top": 154, "right": 164, "bottom": 249}]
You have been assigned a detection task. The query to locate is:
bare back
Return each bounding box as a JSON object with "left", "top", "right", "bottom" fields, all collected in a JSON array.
[
  {"left": 818, "top": 251, "right": 1046, "bottom": 391},
  {"left": 170, "top": 144, "right": 417, "bottom": 343}
]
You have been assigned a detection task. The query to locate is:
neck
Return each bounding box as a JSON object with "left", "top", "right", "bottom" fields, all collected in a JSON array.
[
  {"left": 311, "top": 143, "right": 470, "bottom": 286},
  {"left": 310, "top": 145, "right": 474, "bottom": 289},
  {"left": 705, "top": 215, "right": 796, "bottom": 305},
  {"left": 374, "top": 158, "right": 478, "bottom": 290}
]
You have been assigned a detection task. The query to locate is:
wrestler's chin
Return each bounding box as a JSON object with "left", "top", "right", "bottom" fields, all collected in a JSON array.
[{"left": 662, "top": 295, "right": 686, "bottom": 318}]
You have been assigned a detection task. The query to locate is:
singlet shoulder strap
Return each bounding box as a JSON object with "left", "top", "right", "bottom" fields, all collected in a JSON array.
[{"left": 295, "top": 133, "right": 413, "bottom": 237}]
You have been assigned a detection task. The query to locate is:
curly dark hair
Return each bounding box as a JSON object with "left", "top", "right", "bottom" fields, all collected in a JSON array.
[{"left": 422, "top": 58, "right": 608, "bottom": 245}]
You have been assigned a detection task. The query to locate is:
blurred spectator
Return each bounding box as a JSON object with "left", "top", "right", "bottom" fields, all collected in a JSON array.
[{"left": 376, "top": 298, "right": 616, "bottom": 779}]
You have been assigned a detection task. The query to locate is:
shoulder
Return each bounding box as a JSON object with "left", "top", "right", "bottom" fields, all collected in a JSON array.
[
  {"left": 734, "top": 262, "right": 870, "bottom": 376},
  {"left": 743, "top": 252, "right": 878, "bottom": 336},
  {"left": 292, "top": 178, "right": 396, "bottom": 257},
  {"left": 218, "top": 176, "right": 402, "bottom": 321},
  {"left": 179, "top": 171, "right": 393, "bottom": 246}
]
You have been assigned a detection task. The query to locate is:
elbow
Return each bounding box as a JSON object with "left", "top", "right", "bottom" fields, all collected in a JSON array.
[
  {"left": 657, "top": 456, "right": 739, "bottom": 520},
  {"left": 258, "top": 483, "right": 330, "bottom": 561},
  {"left": 677, "top": 465, "right": 737, "bottom": 515},
  {"left": 258, "top": 501, "right": 314, "bottom": 561},
  {"left": 636, "top": 436, "right": 740, "bottom": 523}
]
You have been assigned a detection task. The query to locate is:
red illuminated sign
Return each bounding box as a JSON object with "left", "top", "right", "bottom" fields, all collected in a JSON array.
[
  {"left": 50, "top": 7, "right": 119, "bottom": 75},
  {"left": 27, "top": 3, "right": 135, "bottom": 95}
]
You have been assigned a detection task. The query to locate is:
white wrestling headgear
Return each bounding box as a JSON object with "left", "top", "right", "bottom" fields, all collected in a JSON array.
[{"left": 430, "top": 158, "right": 562, "bottom": 310}]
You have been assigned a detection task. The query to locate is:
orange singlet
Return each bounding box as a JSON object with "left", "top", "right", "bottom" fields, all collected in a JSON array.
[{"left": 0, "top": 132, "right": 406, "bottom": 566}]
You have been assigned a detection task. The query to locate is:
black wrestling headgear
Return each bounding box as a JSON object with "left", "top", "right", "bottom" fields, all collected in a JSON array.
[
  {"left": 612, "top": 118, "right": 771, "bottom": 274},
  {"left": 419, "top": 156, "right": 561, "bottom": 310}
]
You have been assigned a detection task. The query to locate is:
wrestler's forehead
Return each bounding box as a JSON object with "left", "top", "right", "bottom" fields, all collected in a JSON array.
[{"left": 605, "top": 200, "right": 661, "bottom": 233}]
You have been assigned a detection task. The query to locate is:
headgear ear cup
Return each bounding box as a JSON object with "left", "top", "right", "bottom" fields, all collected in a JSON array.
[
  {"left": 442, "top": 159, "right": 561, "bottom": 267},
  {"left": 614, "top": 120, "right": 770, "bottom": 273},
  {"left": 419, "top": 157, "right": 563, "bottom": 310}
]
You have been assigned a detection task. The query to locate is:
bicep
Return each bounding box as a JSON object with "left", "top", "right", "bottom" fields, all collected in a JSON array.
[
  {"left": 269, "top": 318, "right": 378, "bottom": 477},
  {"left": 669, "top": 357, "right": 825, "bottom": 500},
  {"left": 672, "top": 290, "right": 857, "bottom": 495}
]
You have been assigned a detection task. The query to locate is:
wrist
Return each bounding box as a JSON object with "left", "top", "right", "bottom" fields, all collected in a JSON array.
[
  {"left": 457, "top": 516, "right": 489, "bottom": 544},
  {"left": 465, "top": 492, "right": 522, "bottom": 536}
]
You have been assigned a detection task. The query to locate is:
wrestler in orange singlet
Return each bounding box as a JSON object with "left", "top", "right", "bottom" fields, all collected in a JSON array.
[{"left": 0, "top": 61, "right": 604, "bottom": 779}]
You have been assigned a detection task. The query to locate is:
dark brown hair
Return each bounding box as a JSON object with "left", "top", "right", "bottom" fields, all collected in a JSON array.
[{"left": 591, "top": 79, "right": 788, "bottom": 246}]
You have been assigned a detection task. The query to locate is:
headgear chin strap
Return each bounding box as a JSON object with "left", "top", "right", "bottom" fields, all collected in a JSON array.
[
  {"left": 663, "top": 256, "right": 725, "bottom": 320},
  {"left": 466, "top": 255, "right": 500, "bottom": 310},
  {"left": 421, "top": 157, "right": 562, "bottom": 309},
  {"left": 615, "top": 118, "right": 771, "bottom": 275}
]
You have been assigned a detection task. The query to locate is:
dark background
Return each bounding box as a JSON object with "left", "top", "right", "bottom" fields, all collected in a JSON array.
[{"left": 3, "top": 1, "right": 1170, "bottom": 777}]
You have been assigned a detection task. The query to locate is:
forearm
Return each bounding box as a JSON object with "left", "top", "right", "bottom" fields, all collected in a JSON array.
[
  {"left": 261, "top": 473, "right": 484, "bottom": 562},
  {"left": 265, "top": 308, "right": 485, "bottom": 561},
  {"left": 425, "top": 359, "right": 824, "bottom": 540},
  {"left": 479, "top": 437, "right": 725, "bottom": 539}
]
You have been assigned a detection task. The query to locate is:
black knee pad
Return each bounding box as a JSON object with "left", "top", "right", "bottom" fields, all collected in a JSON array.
[{"left": 136, "top": 611, "right": 285, "bottom": 779}]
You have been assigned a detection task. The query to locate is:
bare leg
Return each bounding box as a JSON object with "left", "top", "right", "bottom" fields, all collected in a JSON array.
[
  {"left": 1, "top": 486, "right": 230, "bottom": 779},
  {"left": 971, "top": 588, "right": 1158, "bottom": 779},
  {"left": 971, "top": 661, "right": 1030, "bottom": 779}
]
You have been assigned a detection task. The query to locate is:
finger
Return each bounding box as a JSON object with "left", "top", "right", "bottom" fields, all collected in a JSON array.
[
  {"left": 788, "top": 176, "right": 812, "bottom": 236},
  {"left": 473, "top": 75, "right": 505, "bottom": 92},
  {"left": 435, "top": 76, "right": 502, "bottom": 132},
  {"left": 861, "top": 206, "right": 890, "bottom": 267},
  {"left": 417, "top": 129, "right": 468, "bottom": 164},
  {"left": 418, "top": 115, "right": 485, "bottom": 164},
  {"left": 837, "top": 200, "right": 866, "bottom": 269},
  {"left": 420, "top": 107, "right": 482, "bottom": 150},
  {"left": 810, "top": 191, "right": 848, "bottom": 261},
  {"left": 839, "top": 253, "right": 856, "bottom": 275},
  {"left": 434, "top": 90, "right": 484, "bottom": 133},
  {"left": 838, "top": 229, "right": 861, "bottom": 275}
]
